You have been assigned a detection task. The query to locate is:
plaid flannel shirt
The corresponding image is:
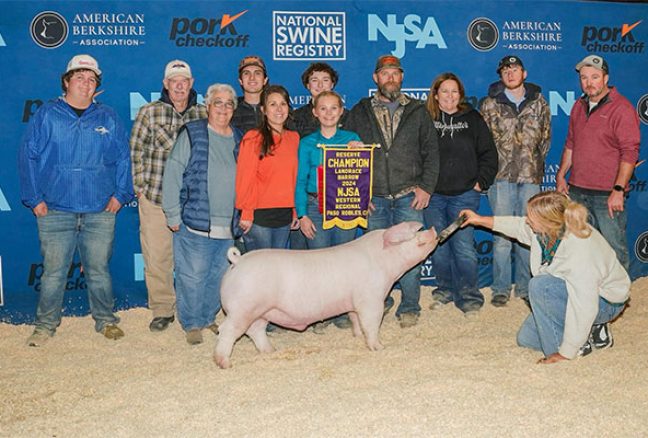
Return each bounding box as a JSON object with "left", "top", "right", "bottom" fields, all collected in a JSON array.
[{"left": 130, "top": 98, "right": 207, "bottom": 206}]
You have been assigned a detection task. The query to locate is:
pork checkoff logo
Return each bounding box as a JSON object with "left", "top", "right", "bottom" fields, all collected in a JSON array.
[
  {"left": 169, "top": 10, "right": 250, "bottom": 47},
  {"left": 582, "top": 20, "right": 644, "bottom": 54},
  {"left": 272, "top": 11, "right": 346, "bottom": 60}
]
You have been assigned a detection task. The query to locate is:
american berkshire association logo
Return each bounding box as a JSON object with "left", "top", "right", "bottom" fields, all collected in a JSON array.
[
  {"left": 637, "top": 94, "right": 648, "bottom": 125},
  {"left": 30, "top": 11, "right": 68, "bottom": 48},
  {"left": 467, "top": 17, "right": 498, "bottom": 51}
]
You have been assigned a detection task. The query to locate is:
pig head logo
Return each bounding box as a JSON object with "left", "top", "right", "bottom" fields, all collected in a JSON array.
[{"left": 214, "top": 221, "right": 438, "bottom": 368}]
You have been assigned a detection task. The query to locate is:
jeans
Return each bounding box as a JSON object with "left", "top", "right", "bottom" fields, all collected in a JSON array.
[
  {"left": 487, "top": 181, "right": 540, "bottom": 298},
  {"left": 568, "top": 186, "right": 629, "bottom": 272},
  {"left": 289, "top": 229, "right": 308, "bottom": 250},
  {"left": 244, "top": 223, "right": 291, "bottom": 251},
  {"left": 306, "top": 195, "right": 357, "bottom": 249},
  {"left": 173, "top": 224, "right": 232, "bottom": 331},
  {"left": 424, "top": 189, "right": 483, "bottom": 312},
  {"left": 516, "top": 274, "right": 624, "bottom": 357},
  {"left": 368, "top": 193, "right": 424, "bottom": 317},
  {"left": 35, "top": 210, "right": 119, "bottom": 334}
]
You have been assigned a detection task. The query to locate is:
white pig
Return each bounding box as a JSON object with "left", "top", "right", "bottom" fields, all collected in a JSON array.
[{"left": 214, "top": 221, "right": 438, "bottom": 368}]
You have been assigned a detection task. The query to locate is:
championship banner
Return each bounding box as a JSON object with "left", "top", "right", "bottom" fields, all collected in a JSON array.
[{"left": 321, "top": 146, "right": 374, "bottom": 230}]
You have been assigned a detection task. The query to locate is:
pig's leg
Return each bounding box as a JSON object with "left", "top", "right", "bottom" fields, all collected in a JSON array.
[
  {"left": 214, "top": 316, "right": 249, "bottom": 369},
  {"left": 357, "top": 303, "right": 385, "bottom": 351},
  {"left": 246, "top": 319, "right": 275, "bottom": 353},
  {"left": 348, "top": 312, "right": 362, "bottom": 337}
]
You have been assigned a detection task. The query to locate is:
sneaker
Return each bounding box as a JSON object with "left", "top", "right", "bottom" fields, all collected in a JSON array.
[
  {"left": 312, "top": 321, "right": 329, "bottom": 335},
  {"left": 26, "top": 329, "right": 51, "bottom": 347},
  {"left": 383, "top": 298, "right": 395, "bottom": 316},
  {"left": 577, "top": 340, "right": 593, "bottom": 357},
  {"left": 186, "top": 329, "right": 203, "bottom": 345},
  {"left": 590, "top": 323, "right": 614, "bottom": 349},
  {"left": 490, "top": 294, "right": 509, "bottom": 307},
  {"left": 398, "top": 313, "right": 419, "bottom": 328},
  {"left": 464, "top": 310, "right": 480, "bottom": 319},
  {"left": 206, "top": 323, "right": 219, "bottom": 335},
  {"left": 333, "top": 314, "right": 352, "bottom": 329},
  {"left": 149, "top": 315, "right": 175, "bottom": 332},
  {"left": 102, "top": 324, "right": 125, "bottom": 340}
]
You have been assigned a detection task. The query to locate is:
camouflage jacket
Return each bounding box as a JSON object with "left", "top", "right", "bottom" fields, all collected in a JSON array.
[{"left": 479, "top": 81, "right": 551, "bottom": 184}]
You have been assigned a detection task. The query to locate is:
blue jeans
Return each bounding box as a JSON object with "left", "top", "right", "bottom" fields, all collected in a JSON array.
[
  {"left": 424, "top": 189, "right": 483, "bottom": 312},
  {"left": 173, "top": 224, "right": 232, "bottom": 331},
  {"left": 35, "top": 210, "right": 119, "bottom": 334},
  {"left": 568, "top": 186, "right": 629, "bottom": 272},
  {"left": 368, "top": 193, "right": 423, "bottom": 317},
  {"left": 244, "top": 223, "right": 290, "bottom": 251},
  {"left": 306, "top": 194, "right": 356, "bottom": 249},
  {"left": 517, "top": 274, "right": 624, "bottom": 356},
  {"left": 487, "top": 181, "right": 540, "bottom": 299}
]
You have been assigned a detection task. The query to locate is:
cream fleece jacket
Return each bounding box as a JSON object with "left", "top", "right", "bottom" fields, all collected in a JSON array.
[{"left": 493, "top": 216, "right": 630, "bottom": 358}]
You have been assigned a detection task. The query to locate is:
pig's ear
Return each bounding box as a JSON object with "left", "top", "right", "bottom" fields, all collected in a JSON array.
[{"left": 383, "top": 221, "right": 423, "bottom": 245}]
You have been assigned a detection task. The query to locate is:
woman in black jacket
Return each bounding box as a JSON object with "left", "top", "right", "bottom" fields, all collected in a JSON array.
[{"left": 424, "top": 72, "right": 498, "bottom": 317}]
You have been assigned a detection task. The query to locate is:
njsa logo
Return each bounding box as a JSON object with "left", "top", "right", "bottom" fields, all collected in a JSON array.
[{"left": 368, "top": 14, "right": 447, "bottom": 58}]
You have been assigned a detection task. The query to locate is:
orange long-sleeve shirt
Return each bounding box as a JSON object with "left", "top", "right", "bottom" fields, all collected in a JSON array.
[{"left": 235, "top": 129, "right": 299, "bottom": 222}]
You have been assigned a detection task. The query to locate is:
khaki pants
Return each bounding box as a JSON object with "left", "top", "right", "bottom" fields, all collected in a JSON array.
[{"left": 138, "top": 195, "right": 175, "bottom": 318}]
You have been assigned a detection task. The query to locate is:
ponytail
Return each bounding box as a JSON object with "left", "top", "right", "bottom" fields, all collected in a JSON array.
[{"left": 564, "top": 201, "right": 591, "bottom": 238}]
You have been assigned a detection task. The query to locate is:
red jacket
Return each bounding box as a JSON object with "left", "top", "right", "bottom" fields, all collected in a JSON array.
[{"left": 565, "top": 87, "right": 640, "bottom": 191}]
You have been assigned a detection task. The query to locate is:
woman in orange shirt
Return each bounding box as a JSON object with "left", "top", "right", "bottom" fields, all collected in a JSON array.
[{"left": 235, "top": 85, "right": 300, "bottom": 250}]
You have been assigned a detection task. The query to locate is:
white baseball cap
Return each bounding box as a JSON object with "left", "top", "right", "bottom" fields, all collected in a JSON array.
[
  {"left": 164, "top": 59, "right": 192, "bottom": 80},
  {"left": 66, "top": 54, "right": 102, "bottom": 76}
]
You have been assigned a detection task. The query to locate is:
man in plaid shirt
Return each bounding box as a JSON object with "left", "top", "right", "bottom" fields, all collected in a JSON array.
[{"left": 130, "top": 60, "right": 207, "bottom": 332}]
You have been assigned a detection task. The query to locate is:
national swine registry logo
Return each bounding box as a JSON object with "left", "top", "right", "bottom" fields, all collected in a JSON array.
[
  {"left": 273, "top": 11, "right": 346, "bottom": 60},
  {"left": 467, "top": 17, "right": 498, "bottom": 52},
  {"left": 30, "top": 11, "right": 68, "bottom": 49},
  {"left": 637, "top": 94, "right": 648, "bottom": 125}
]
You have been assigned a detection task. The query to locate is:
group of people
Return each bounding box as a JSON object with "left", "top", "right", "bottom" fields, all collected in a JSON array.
[{"left": 18, "top": 50, "right": 640, "bottom": 364}]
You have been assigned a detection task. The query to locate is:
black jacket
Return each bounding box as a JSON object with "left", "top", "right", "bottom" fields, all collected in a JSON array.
[
  {"left": 231, "top": 97, "right": 262, "bottom": 134},
  {"left": 434, "top": 106, "right": 498, "bottom": 195},
  {"left": 344, "top": 97, "right": 439, "bottom": 197}
]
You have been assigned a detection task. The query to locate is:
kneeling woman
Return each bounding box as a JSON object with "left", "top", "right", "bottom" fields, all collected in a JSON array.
[
  {"left": 461, "top": 191, "right": 630, "bottom": 364},
  {"left": 162, "top": 83, "right": 242, "bottom": 345}
]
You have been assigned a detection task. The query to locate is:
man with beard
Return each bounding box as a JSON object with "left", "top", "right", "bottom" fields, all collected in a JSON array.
[
  {"left": 556, "top": 55, "right": 640, "bottom": 272},
  {"left": 130, "top": 60, "right": 207, "bottom": 332},
  {"left": 345, "top": 54, "right": 439, "bottom": 328},
  {"left": 480, "top": 55, "right": 551, "bottom": 308}
]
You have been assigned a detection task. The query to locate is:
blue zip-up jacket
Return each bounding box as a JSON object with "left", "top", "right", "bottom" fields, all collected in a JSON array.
[
  {"left": 19, "top": 98, "right": 134, "bottom": 212},
  {"left": 295, "top": 129, "right": 360, "bottom": 217},
  {"left": 163, "top": 119, "right": 243, "bottom": 238}
]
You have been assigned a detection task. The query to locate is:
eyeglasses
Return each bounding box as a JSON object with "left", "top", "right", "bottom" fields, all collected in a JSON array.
[{"left": 212, "top": 100, "right": 235, "bottom": 110}]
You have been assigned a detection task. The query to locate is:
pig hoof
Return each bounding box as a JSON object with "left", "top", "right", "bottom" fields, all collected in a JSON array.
[
  {"left": 213, "top": 355, "right": 231, "bottom": 369},
  {"left": 367, "top": 342, "right": 384, "bottom": 351}
]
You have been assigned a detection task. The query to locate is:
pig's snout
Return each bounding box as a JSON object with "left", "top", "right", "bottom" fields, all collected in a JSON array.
[
  {"left": 417, "top": 228, "right": 438, "bottom": 246},
  {"left": 227, "top": 247, "right": 242, "bottom": 264}
]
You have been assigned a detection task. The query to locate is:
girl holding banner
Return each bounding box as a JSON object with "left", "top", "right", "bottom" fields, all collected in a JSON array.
[
  {"left": 295, "top": 90, "right": 361, "bottom": 331},
  {"left": 235, "top": 85, "right": 300, "bottom": 251},
  {"left": 295, "top": 91, "right": 361, "bottom": 249}
]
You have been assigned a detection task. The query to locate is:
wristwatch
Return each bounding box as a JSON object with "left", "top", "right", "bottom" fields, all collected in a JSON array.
[{"left": 613, "top": 184, "right": 624, "bottom": 192}]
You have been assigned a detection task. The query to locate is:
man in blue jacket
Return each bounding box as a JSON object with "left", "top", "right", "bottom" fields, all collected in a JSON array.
[{"left": 18, "top": 54, "right": 134, "bottom": 346}]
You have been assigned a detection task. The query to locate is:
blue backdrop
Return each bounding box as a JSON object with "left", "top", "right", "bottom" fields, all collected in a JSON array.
[{"left": 1, "top": 0, "right": 647, "bottom": 323}]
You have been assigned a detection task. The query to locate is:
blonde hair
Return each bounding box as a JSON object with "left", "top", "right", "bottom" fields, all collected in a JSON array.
[{"left": 527, "top": 191, "right": 591, "bottom": 239}]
